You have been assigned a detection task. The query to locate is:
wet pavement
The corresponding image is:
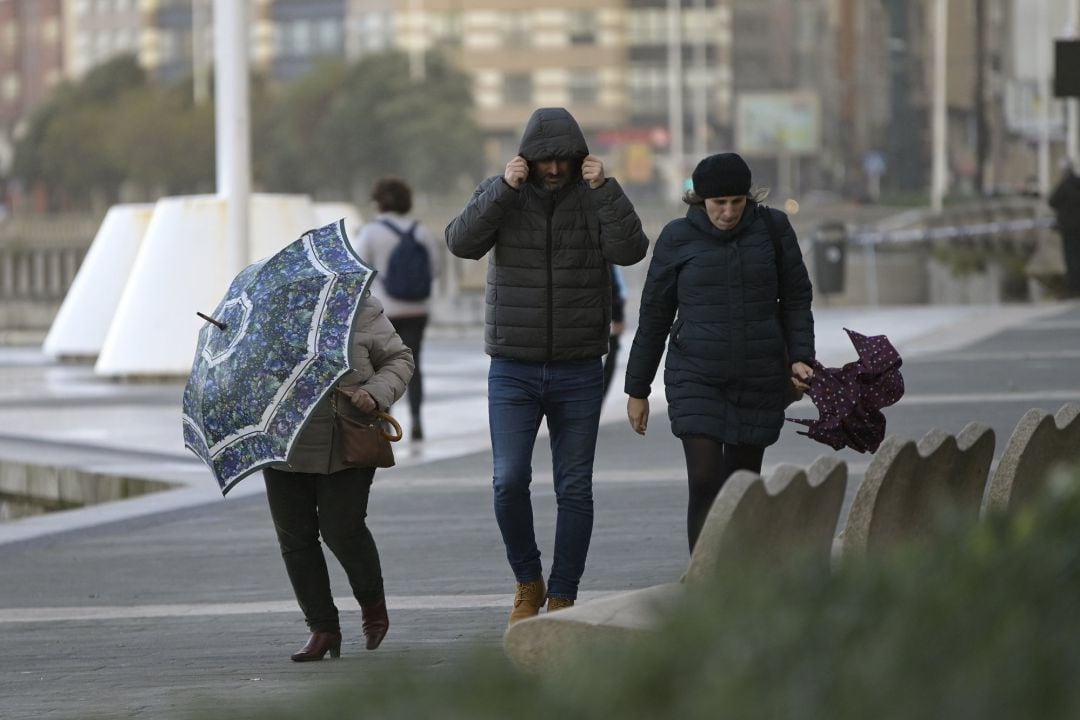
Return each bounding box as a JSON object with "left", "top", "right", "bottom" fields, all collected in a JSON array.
[{"left": 2, "top": 300, "right": 1079, "bottom": 719}]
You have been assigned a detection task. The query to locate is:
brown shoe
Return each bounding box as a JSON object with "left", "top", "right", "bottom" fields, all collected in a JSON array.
[
  {"left": 290, "top": 631, "right": 342, "bottom": 662},
  {"left": 361, "top": 599, "right": 389, "bottom": 650},
  {"left": 546, "top": 596, "right": 575, "bottom": 612},
  {"left": 508, "top": 578, "right": 546, "bottom": 626}
]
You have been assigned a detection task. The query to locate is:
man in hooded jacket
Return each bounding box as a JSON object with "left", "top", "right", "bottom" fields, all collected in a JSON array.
[{"left": 446, "top": 107, "right": 649, "bottom": 625}]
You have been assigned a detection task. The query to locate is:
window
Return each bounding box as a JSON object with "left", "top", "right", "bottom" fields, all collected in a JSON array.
[
  {"left": 568, "top": 69, "right": 599, "bottom": 105},
  {"left": 317, "top": 18, "right": 342, "bottom": 53},
  {"left": 503, "top": 12, "right": 531, "bottom": 48},
  {"left": 568, "top": 11, "right": 596, "bottom": 45},
  {"left": 628, "top": 65, "right": 666, "bottom": 114},
  {"left": 503, "top": 73, "right": 533, "bottom": 105}
]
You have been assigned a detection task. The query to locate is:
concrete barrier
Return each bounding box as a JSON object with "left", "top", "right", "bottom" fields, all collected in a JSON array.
[
  {"left": 0, "top": 461, "right": 174, "bottom": 522},
  {"left": 983, "top": 403, "right": 1080, "bottom": 514}
]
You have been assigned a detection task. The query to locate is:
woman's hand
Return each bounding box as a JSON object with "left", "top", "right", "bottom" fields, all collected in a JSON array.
[
  {"left": 627, "top": 396, "right": 650, "bottom": 435},
  {"left": 790, "top": 361, "right": 814, "bottom": 393},
  {"left": 342, "top": 386, "right": 377, "bottom": 412}
]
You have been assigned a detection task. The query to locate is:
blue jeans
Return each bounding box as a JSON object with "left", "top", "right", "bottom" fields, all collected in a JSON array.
[{"left": 488, "top": 357, "right": 604, "bottom": 599}]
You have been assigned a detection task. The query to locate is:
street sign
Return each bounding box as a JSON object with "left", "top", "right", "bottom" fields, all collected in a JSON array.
[{"left": 1055, "top": 40, "right": 1080, "bottom": 98}]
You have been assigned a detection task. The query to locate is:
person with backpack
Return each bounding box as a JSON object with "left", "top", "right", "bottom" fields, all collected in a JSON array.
[
  {"left": 354, "top": 177, "right": 442, "bottom": 441},
  {"left": 446, "top": 107, "right": 649, "bottom": 625},
  {"left": 624, "top": 152, "right": 816, "bottom": 552}
]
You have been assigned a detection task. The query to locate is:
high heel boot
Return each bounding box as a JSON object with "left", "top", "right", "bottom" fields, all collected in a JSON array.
[
  {"left": 361, "top": 600, "right": 389, "bottom": 650},
  {"left": 290, "top": 630, "right": 342, "bottom": 662}
]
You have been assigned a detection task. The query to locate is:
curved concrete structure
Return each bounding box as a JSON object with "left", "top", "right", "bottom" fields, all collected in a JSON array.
[
  {"left": 984, "top": 403, "right": 1080, "bottom": 514},
  {"left": 42, "top": 204, "right": 155, "bottom": 359},
  {"left": 94, "top": 194, "right": 316, "bottom": 378}
]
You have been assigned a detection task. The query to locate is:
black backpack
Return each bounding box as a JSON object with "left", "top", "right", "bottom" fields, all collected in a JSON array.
[{"left": 378, "top": 219, "right": 432, "bottom": 301}]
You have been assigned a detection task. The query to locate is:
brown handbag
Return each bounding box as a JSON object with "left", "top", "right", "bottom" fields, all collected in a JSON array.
[{"left": 334, "top": 389, "right": 403, "bottom": 468}]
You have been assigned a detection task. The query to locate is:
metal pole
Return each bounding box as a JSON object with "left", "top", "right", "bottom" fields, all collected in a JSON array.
[
  {"left": 213, "top": 0, "right": 251, "bottom": 277},
  {"left": 409, "top": 0, "right": 425, "bottom": 82},
  {"left": 192, "top": 0, "right": 209, "bottom": 105},
  {"left": 692, "top": 0, "right": 709, "bottom": 159},
  {"left": 666, "top": 0, "right": 685, "bottom": 203},
  {"left": 931, "top": 0, "right": 948, "bottom": 212},
  {"left": 1037, "top": 0, "right": 1052, "bottom": 196},
  {"left": 1067, "top": 0, "right": 1080, "bottom": 165}
]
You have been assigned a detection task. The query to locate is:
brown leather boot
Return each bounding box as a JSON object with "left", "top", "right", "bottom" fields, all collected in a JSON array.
[
  {"left": 361, "top": 599, "right": 389, "bottom": 650},
  {"left": 290, "top": 630, "right": 342, "bottom": 662},
  {"left": 546, "top": 596, "right": 575, "bottom": 612},
  {"left": 508, "top": 578, "right": 546, "bottom": 626}
]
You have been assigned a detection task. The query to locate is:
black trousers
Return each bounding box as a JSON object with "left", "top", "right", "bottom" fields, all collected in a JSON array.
[
  {"left": 388, "top": 314, "right": 428, "bottom": 421},
  {"left": 264, "top": 466, "right": 383, "bottom": 633},
  {"left": 680, "top": 436, "right": 765, "bottom": 553}
]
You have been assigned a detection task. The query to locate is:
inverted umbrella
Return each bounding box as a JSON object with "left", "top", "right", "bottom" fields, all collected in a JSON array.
[
  {"left": 787, "top": 328, "right": 904, "bottom": 453},
  {"left": 182, "top": 219, "right": 375, "bottom": 494}
]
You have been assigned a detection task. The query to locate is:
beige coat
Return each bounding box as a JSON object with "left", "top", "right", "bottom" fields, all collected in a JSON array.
[{"left": 283, "top": 296, "right": 415, "bottom": 474}]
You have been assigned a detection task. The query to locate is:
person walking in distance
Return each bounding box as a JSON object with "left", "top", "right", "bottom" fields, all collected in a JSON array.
[
  {"left": 602, "top": 263, "right": 627, "bottom": 404},
  {"left": 446, "top": 107, "right": 649, "bottom": 624},
  {"left": 354, "top": 177, "right": 442, "bottom": 440},
  {"left": 1049, "top": 161, "right": 1080, "bottom": 298}
]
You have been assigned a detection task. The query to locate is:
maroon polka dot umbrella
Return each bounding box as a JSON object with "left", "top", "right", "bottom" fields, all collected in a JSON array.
[{"left": 787, "top": 328, "right": 904, "bottom": 453}]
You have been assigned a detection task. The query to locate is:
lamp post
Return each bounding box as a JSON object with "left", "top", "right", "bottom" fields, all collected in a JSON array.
[
  {"left": 930, "top": 0, "right": 948, "bottom": 212},
  {"left": 213, "top": 0, "right": 251, "bottom": 278},
  {"left": 666, "top": 0, "right": 685, "bottom": 203}
]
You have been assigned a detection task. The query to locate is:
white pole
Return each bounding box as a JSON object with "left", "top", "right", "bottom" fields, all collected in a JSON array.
[
  {"left": 409, "top": 0, "right": 425, "bottom": 82},
  {"left": 692, "top": 0, "right": 709, "bottom": 159},
  {"left": 1037, "top": 0, "right": 1052, "bottom": 196},
  {"left": 213, "top": 0, "right": 251, "bottom": 277},
  {"left": 666, "top": 0, "right": 685, "bottom": 203},
  {"left": 931, "top": 0, "right": 948, "bottom": 212},
  {"left": 1067, "top": 0, "right": 1080, "bottom": 166}
]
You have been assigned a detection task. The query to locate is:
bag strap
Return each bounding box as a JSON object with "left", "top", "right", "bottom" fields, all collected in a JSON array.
[
  {"left": 759, "top": 205, "right": 783, "bottom": 299},
  {"left": 377, "top": 218, "right": 418, "bottom": 243}
]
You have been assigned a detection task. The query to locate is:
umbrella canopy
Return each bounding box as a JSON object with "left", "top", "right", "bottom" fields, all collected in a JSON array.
[
  {"left": 788, "top": 328, "right": 904, "bottom": 453},
  {"left": 182, "top": 219, "right": 375, "bottom": 494}
]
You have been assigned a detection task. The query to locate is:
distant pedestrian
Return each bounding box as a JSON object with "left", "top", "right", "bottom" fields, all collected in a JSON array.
[
  {"left": 446, "top": 107, "right": 649, "bottom": 624},
  {"left": 1049, "top": 163, "right": 1080, "bottom": 297},
  {"left": 624, "top": 152, "right": 815, "bottom": 552},
  {"left": 264, "top": 296, "right": 413, "bottom": 661},
  {"left": 354, "top": 177, "right": 442, "bottom": 440},
  {"left": 602, "top": 263, "right": 627, "bottom": 402}
]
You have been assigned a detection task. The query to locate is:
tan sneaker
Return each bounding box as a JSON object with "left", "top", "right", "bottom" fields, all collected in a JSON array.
[
  {"left": 546, "top": 596, "right": 575, "bottom": 613},
  {"left": 508, "top": 578, "right": 546, "bottom": 625}
]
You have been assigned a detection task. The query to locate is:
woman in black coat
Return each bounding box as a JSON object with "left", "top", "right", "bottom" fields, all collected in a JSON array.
[{"left": 624, "top": 152, "right": 816, "bottom": 552}]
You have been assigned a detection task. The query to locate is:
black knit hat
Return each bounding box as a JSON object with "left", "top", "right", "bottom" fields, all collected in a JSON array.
[{"left": 692, "top": 153, "right": 752, "bottom": 199}]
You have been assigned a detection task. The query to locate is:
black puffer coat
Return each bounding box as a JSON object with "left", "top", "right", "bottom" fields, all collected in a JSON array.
[
  {"left": 624, "top": 202, "right": 814, "bottom": 446},
  {"left": 446, "top": 108, "right": 649, "bottom": 361}
]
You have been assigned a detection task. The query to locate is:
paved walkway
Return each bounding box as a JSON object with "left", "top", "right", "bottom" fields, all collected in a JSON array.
[{"left": 2, "top": 300, "right": 1079, "bottom": 719}]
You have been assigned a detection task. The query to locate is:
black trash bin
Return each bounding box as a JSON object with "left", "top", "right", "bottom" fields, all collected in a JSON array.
[{"left": 812, "top": 222, "right": 847, "bottom": 295}]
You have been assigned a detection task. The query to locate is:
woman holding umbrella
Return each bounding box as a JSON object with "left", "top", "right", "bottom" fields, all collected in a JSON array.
[
  {"left": 624, "top": 152, "right": 815, "bottom": 552},
  {"left": 264, "top": 295, "right": 414, "bottom": 661}
]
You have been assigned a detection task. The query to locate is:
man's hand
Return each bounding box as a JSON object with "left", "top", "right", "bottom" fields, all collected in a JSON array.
[
  {"left": 610, "top": 321, "right": 625, "bottom": 337},
  {"left": 627, "top": 396, "right": 649, "bottom": 435},
  {"left": 582, "top": 154, "right": 605, "bottom": 189},
  {"left": 504, "top": 155, "right": 528, "bottom": 189}
]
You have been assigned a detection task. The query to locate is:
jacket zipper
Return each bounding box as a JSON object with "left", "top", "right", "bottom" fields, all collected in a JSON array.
[{"left": 546, "top": 202, "right": 554, "bottom": 360}]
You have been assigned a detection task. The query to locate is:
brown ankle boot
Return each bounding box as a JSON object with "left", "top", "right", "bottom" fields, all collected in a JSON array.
[
  {"left": 508, "top": 578, "right": 546, "bottom": 626},
  {"left": 290, "top": 630, "right": 342, "bottom": 662},
  {"left": 361, "top": 599, "right": 389, "bottom": 650},
  {"left": 546, "top": 596, "right": 575, "bottom": 612}
]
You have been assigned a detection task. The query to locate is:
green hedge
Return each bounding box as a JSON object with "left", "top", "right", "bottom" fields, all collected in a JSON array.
[{"left": 201, "top": 469, "right": 1080, "bottom": 719}]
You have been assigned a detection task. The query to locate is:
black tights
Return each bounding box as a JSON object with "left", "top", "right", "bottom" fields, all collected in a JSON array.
[{"left": 680, "top": 436, "right": 765, "bottom": 553}]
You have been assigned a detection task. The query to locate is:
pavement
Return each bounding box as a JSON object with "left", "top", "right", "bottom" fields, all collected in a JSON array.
[{"left": 2, "top": 300, "right": 1080, "bottom": 719}]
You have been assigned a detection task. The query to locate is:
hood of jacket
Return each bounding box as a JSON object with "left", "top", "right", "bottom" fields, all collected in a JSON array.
[{"left": 518, "top": 107, "right": 589, "bottom": 164}]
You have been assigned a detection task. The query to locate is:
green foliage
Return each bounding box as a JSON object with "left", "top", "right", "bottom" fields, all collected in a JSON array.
[
  {"left": 257, "top": 51, "right": 483, "bottom": 197},
  {"left": 13, "top": 51, "right": 482, "bottom": 209},
  {"left": 194, "top": 469, "right": 1080, "bottom": 719}
]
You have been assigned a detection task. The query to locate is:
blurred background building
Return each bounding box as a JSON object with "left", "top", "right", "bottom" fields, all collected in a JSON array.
[{"left": 1, "top": 0, "right": 1077, "bottom": 204}]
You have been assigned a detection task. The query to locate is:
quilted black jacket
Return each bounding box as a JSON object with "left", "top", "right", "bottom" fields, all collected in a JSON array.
[
  {"left": 445, "top": 108, "right": 649, "bottom": 361},
  {"left": 625, "top": 203, "right": 815, "bottom": 446}
]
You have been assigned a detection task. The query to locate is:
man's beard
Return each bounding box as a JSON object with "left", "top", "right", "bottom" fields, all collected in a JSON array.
[{"left": 531, "top": 169, "right": 572, "bottom": 191}]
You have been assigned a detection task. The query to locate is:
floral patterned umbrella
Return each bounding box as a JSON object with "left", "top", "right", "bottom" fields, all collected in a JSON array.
[{"left": 182, "top": 219, "right": 375, "bottom": 494}]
